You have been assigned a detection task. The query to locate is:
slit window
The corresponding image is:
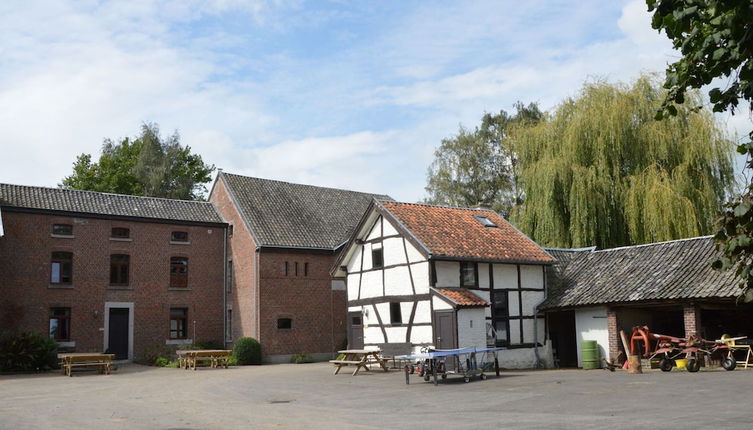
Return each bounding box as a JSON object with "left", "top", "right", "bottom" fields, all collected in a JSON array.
[
  {"left": 390, "top": 302, "right": 402, "bottom": 325},
  {"left": 372, "top": 248, "right": 384, "bottom": 269},
  {"left": 52, "top": 224, "right": 73, "bottom": 235},
  {"left": 170, "top": 257, "right": 188, "bottom": 288},
  {"left": 171, "top": 231, "right": 188, "bottom": 242},
  {"left": 110, "top": 254, "right": 130, "bottom": 286},
  {"left": 277, "top": 318, "right": 292, "bottom": 329},
  {"left": 295, "top": 262, "right": 299, "bottom": 276},
  {"left": 51, "top": 252, "right": 73, "bottom": 284},
  {"left": 284, "top": 261, "right": 289, "bottom": 276},
  {"left": 111, "top": 227, "right": 130, "bottom": 238},
  {"left": 304, "top": 262, "right": 309, "bottom": 277},
  {"left": 170, "top": 308, "right": 188, "bottom": 339},
  {"left": 49, "top": 307, "right": 71, "bottom": 341}
]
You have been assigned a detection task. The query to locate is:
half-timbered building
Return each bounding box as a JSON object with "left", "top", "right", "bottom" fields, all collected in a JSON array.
[{"left": 332, "top": 200, "right": 556, "bottom": 367}]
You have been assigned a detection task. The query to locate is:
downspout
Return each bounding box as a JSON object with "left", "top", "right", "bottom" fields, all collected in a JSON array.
[
  {"left": 532, "top": 267, "right": 547, "bottom": 368},
  {"left": 223, "top": 226, "right": 228, "bottom": 348},
  {"left": 255, "top": 247, "right": 261, "bottom": 340}
]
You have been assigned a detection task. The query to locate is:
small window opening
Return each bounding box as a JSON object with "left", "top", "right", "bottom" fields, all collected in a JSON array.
[
  {"left": 277, "top": 318, "right": 292, "bottom": 329},
  {"left": 474, "top": 215, "right": 497, "bottom": 227},
  {"left": 390, "top": 302, "right": 402, "bottom": 325},
  {"left": 171, "top": 231, "right": 189, "bottom": 242},
  {"left": 111, "top": 227, "right": 130, "bottom": 238},
  {"left": 372, "top": 248, "right": 384, "bottom": 269},
  {"left": 53, "top": 224, "right": 73, "bottom": 235}
]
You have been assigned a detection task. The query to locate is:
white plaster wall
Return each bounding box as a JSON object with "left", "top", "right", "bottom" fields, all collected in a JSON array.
[
  {"left": 383, "top": 237, "right": 406, "bottom": 267},
  {"left": 473, "top": 290, "right": 492, "bottom": 318},
  {"left": 493, "top": 264, "right": 517, "bottom": 289},
  {"left": 521, "top": 291, "right": 545, "bottom": 316},
  {"left": 348, "top": 305, "right": 362, "bottom": 313},
  {"left": 385, "top": 327, "right": 408, "bottom": 343},
  {"left": 362, "top": 243, "right": 374, "bottom": 269},
  {"left": 497, "top": 340, "right": 555, "bottom": 369},
  {"left": 383, "top": 218, "right": 399, "bottom": 236},
  {"left": 457, "top": 308, "right": 487, "bottom": 348},
  {"left": 359, "top": 271, "right": 382, "bottom": 299},
  {"left": 410, "top": 325, "right": 433, "bottom": 344},
  {"left": 346, "top": 273, "right": 360, "bottom": 301},
  {"left": 366, "top": 217, "right": 382, "bottom": 240},
  {"left": 435, "top": 261, "right": 459, "bottom": 287},
  {"left": 574, "top": 306, "right": 609, "bottom": 368},
  {"left": 414, "top": 300, "right": 432, "bottom": 324},
  {"left": 509, "top": 319, "right": 521, "bottom": 345},
  {"left": 508, "top": 291, "right": 520, "bottom": 317},
  {"left": 478, "top": 263, "right": 490, "bottom": 288},
  {"left": 411, "top": 261, "right": 430, "bottom": 294},
  {"left": 405, "top": 240, "right": 424, "bottom": 263},
  {"left": 522, "top": 319, "right": 536, "bottom": 344},
  {"left": 384, "top": 265, "right": 412, "bottom": 296},
  {"left": 432, "top": 296, "right": 453, "bottom": 311},
  {"left": 375, "top": 302, "right": 391, "bottom": 324},
  {"left": 520, "top": 265, "right": 544, "bottom": 289},
  {"left": 364, "top": 326, "right": 384, "bottom": 344},
  {"left": 347, "top": 245, "right": 363, "bottom": 273}
]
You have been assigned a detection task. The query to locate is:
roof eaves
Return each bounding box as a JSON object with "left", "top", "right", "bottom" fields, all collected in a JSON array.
[{"left": 374, "top": 200, "right": 433, "bottom": 258}]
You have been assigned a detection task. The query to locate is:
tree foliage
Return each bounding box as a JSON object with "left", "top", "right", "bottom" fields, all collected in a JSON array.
[
  {"left": 424, "top": 103, "right": 542, "bottom": 216},
  {"left": 61, "top": 123, "right": 214, "bottom": 200},
  {"left": 511, "top": 76, "right": 735, "bottom": 249},
  {"left": 647, "top": 1, "right": 753, "bottom": 298}
]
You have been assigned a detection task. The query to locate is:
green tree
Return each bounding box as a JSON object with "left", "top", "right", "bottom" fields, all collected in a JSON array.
[
  {"left": 511, "top": 75, "right": 735, "bottom": 249},
  {"left": 424, "top": 103, "right": 542, "bottom": 216},
  {"left": 646, "top": 0, "right": 753, "bottom": 298},
  {"left": 61, "top": 123, "right": 214, "bottom": 200}
]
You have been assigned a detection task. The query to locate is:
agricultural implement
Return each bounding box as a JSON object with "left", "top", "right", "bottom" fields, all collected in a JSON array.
[{"left": 629, "top": 326, "right": 749, "bottom": 372}]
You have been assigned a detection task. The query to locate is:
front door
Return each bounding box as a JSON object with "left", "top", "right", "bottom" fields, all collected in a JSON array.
[
  {"left": 348, "top": 311, "right": 364, "bottom": 349},
  {"left": 434, "top": 310, "right": 457, "bottom": 370},
  {"left": 108, "top": 308, "right": 130, "bottom": 360}
]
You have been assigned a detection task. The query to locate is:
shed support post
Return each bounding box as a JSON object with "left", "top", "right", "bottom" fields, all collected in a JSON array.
[
  {"left": 683, "top": 304, "right": 702, "bottom": 338},
  {"left": 607, "top": 308, "right": 621, "bottom": 363}
]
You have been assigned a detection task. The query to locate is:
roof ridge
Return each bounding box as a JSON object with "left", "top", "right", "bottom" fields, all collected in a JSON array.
[
  {"left": 0, "top": 183, "right": 214, "bottom": 205},
  {"left": 591, "top": 235, "right": 713, "bottom": 254},
  {"left": 380, "top": 200, "right": 497, "bottom": 213},
  {"left": 220, "top": 172, "right": 390, "bottom": 198}
]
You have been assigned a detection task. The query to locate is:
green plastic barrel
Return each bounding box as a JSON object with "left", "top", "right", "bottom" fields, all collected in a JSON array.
[{"left": 581, "top": 340, "right": 600, "bottom": 369}]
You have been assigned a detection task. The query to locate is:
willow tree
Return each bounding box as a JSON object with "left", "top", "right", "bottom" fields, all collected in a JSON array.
[{"left": 510, "top": 75, "right": 735, "bottom": 249}]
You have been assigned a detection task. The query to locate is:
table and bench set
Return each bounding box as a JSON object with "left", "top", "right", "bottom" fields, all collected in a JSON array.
[
  {"left": 329, "top": 349, "right": 391, "bottom": 375},
  {"left": 57, "top": 349, "right": 233, "bottom": 376}
]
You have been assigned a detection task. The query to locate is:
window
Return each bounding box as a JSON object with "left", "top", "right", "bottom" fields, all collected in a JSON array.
[
  {"left": 390, "top": 302, "right": 402, "bottom": 324},
  {"left": 372, "top": 248, "right": 384, "bottom": 269},
  {"left": 51, "top": 252, "right": 73, "bottom": 284},
  {"left": 49, "top": 308, "right": 71, "bottom": 341},
  {"left": 170, "top": 257, "right": 188, "bottom": 288},
  {"left": 171, "top": 231, "right": 188, "bottom": 242},
  {"left": 351, "top": 315, "right": 362, "bottom": 326},
  {"left": 492, "top": 291, "right": 509, "bottom": 346},
  {"left": 111, "top": 227, "right": 130, "bottom": 238},
  {"left": 52, "top": 224, "right": 72, "bottom": 235},
  {"left": 226, "top": 309, "right": 232, "bottom": 340},
  {"left": 304, "top": 262, "right": 309, "bottom": 277},
  {"left": 110, "top": 254, "right": 129, "bottom": 286},
  {"left": 460, "top": 262, "right": 477, "bottom": 287},
  {"left": 228, "top": 224, "right": 234, "bottom": 238},
  {"left": 284, "top": 261, "right": 289, "bottom": 276},
  {"left": 295, "top": 262, "right": 299, "bottom": 276},
  {"left": 474, "top": 215, "right": 497, "bottom": 228},
  {"left": 277, "top": 318, "right": 292, "bottom": 329},
  {"left": 227, "top": 260, "right": 233, "bottom": 293},
  {"left": 170, "top": 308, "right": 188, "bottom": 339}
]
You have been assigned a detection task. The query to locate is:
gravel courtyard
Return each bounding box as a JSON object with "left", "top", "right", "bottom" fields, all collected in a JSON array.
[{"left": 1, "top": 363, "right": 751, "bottom": 429}]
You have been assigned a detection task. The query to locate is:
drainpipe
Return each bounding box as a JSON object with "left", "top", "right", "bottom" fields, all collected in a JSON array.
[
  {"left": 532, "top": 267, "right": 547, "bottom": 368},
  {"left": 222, "top": 226, "right": 228, "bottom": 348}
]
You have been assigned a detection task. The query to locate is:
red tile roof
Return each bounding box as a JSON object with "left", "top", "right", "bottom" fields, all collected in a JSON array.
[
  {"left": 435, "top": 288, "right": 489, "bottom": 308},
  {"left": 379, "top": 201, "right": 553, "bottom": 264}
]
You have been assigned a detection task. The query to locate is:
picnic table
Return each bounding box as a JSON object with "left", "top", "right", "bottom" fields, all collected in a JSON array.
[
  {"left": 58, "top": 353, "right": 115, "bottom": 377},
  {"left": 330, "top": 349, "right": 389, "bottom": 376},
  {"left": 176, "top": 349, "right": 232, "bottom": 370}
]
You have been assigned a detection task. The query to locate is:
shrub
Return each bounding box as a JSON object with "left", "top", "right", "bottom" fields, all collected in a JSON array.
[
  {"left": 233, "top": 337, "right": 261, "bottom": 365},
  {"left": 0, "top": 331, "right": 58, "bottom": 372},
  {"left": 137, "top": 345, "right": 173, "bottom": 366},
  {"left": 290, "top": 353, "right": 312, "bottom": 364}
]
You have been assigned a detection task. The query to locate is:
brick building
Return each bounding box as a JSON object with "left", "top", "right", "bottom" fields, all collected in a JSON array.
[
  {"left": 0, "top": 184, "right": 227, "bottom": 360},
  {"left": 209, "top": 172, "right": 389, "bottom": 362}
]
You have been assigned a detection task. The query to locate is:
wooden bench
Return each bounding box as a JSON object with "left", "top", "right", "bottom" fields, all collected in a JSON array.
[
  {"left": 177, "top": 350, "right": 232, "bottom": 370},
  {"left": 58, "top": 353, "right": 115, "bottom": 377},
  {"left": 331, "top": 349, "right": 389, "bottom": 376}
]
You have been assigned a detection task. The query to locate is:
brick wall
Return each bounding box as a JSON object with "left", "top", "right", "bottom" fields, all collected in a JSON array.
[
  {"left": 607, "top": 308, "right": 621, "bottom": 361},
  {"left": 0, "top": 210, "right": 225, "bottom": 360},
  {"left": 683, "top": 304, "right": 701, "bottom": 337}
]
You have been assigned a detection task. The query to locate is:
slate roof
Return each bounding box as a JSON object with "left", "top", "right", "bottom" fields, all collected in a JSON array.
[
  {"left": 0, "top": 183, "right": 224, "bottom": 224},
  {"left": 219, "top": 172, "right": 391, "bottom": 249},
  {"left": 378, "top": 201, "right": 554, "bottom": 264},
  {"left": 541, "top": 236, "right": 740, "bottom": 310},
  {"left": 433, "top": 288, "right": 489, "bottom": 308}
]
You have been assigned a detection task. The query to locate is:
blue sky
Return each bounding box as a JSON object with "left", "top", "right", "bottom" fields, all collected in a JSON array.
[{"left": 0, "top": 0, "right": 748, "bottom": 201}]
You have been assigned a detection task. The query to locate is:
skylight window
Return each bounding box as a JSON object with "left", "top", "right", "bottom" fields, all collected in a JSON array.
[{"left": 475, "top": 215, "right": 497, "bottom": 228}]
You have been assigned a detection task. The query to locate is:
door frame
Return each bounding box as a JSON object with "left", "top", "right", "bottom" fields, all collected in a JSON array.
[
  {"left": 104, "top": 302, "right": 134, "bottom": 361},
  {"left": 432, "top": 310, "right": 458, "bottom": 349},
  {"left": 347, "top": 311, "right": 364, "bottom": 349}
]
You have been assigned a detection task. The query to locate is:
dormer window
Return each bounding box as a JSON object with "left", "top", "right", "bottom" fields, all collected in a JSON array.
[{"left": 475, "top": 215, "right": 497, "bottom": 228}]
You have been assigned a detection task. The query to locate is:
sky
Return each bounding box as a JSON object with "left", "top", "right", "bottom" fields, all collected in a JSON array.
[{"left": 1, "top": 0, "right": 750, "bottom": 202}]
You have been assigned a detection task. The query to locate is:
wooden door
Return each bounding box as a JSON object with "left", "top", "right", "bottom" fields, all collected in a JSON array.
[
  {"left": 348, "top": 311, "right": 364, "bottom": 349},
  {"left": 108, "top": 308, "right": 129, "bottom": 360},
  {"left": 434, "top": 311, "right": 456, "bottom": 350}
]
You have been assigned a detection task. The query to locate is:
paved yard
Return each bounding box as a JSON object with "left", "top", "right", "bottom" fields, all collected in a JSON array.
[{"left": 1, "top": 363, "right": 752, "bottom": 429}]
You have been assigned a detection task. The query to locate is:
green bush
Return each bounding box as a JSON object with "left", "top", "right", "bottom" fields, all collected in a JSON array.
[
  {"left": 137, "top": 345, "right": 173, "bottom": 366},
  {"left": 233, "top": 337, "right": 261, "bottom": 365},
  {"left": 290, "top": 353, "right": 312, "bottom": 364},
  {"left": 0, "top": 331, "right": 59, "bottom": 372}
]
